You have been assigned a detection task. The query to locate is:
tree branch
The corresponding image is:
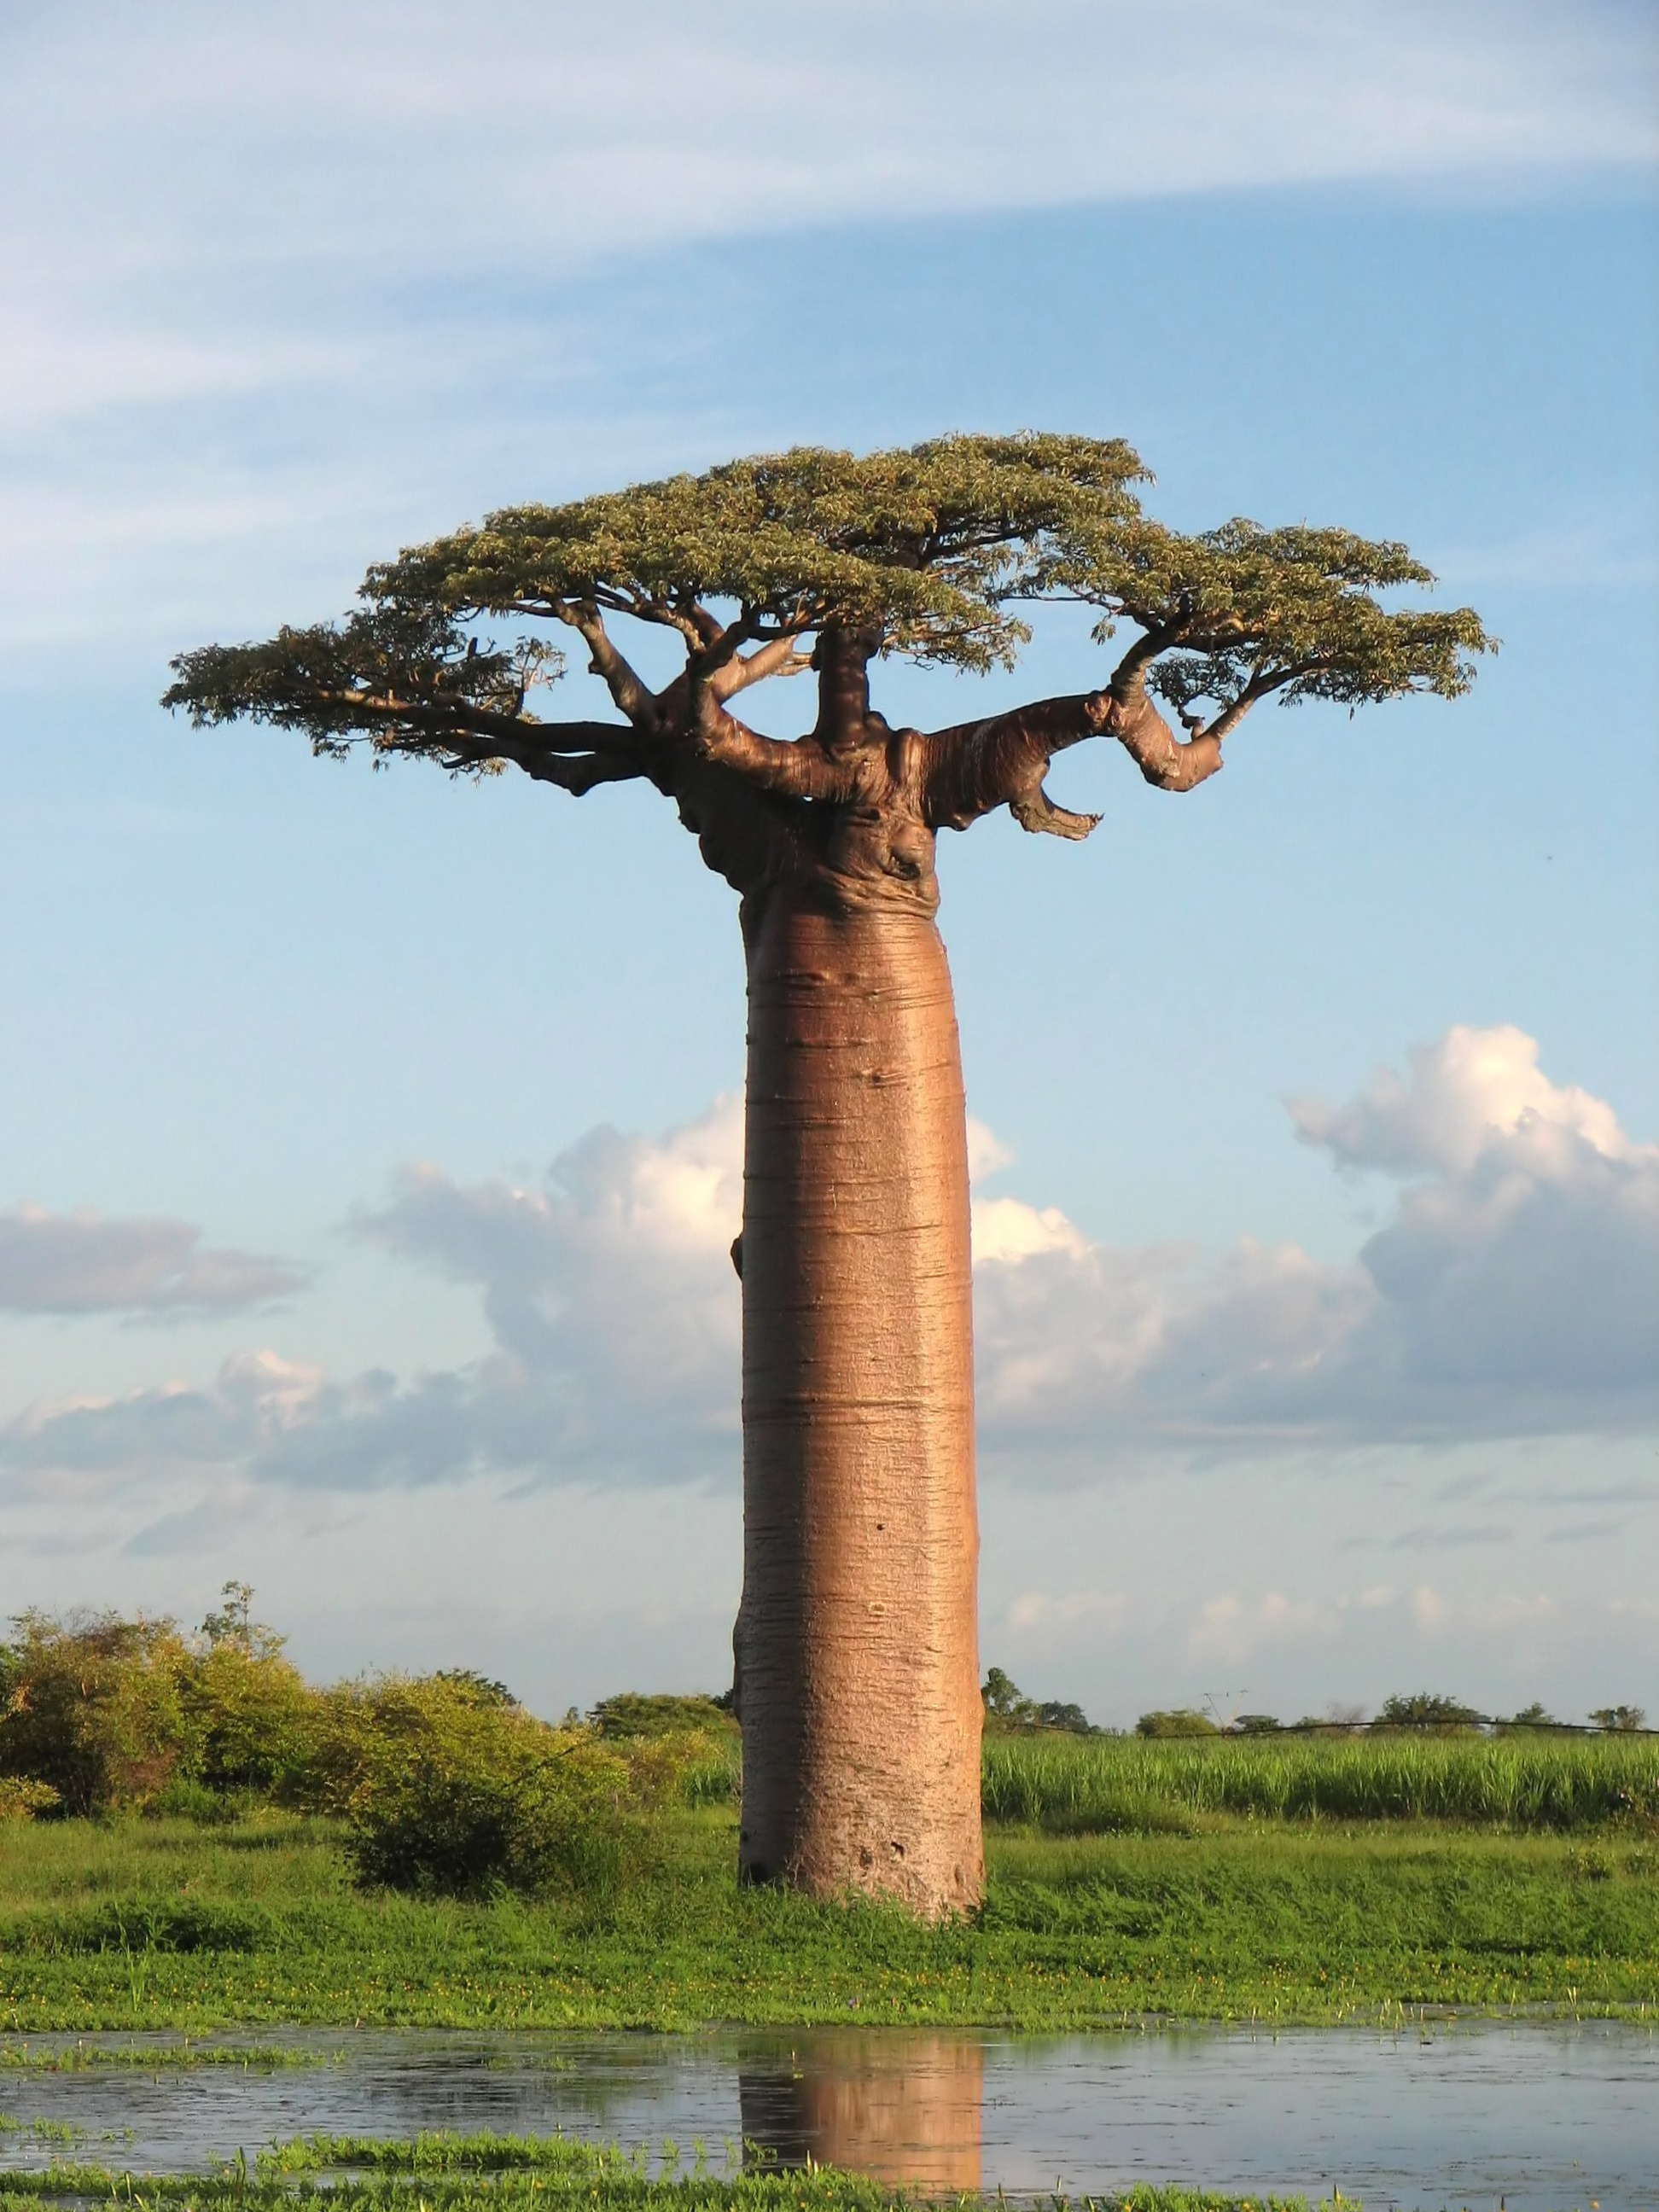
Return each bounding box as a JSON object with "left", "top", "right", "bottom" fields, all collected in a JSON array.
[
  {"left": 556, "top": 605, "right": 660, "bottom": 731},
  {"left": 919, "top": 655, "right": 1231, "bottom": 835},
  {"left": 692, "top": 706, "right": 852, "bottom": 801},
  {"left": 710, "top": 634, "right": 816, "bottom": 700}
]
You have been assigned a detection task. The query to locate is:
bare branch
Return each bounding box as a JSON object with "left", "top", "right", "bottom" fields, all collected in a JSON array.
[
  {"left": 556, "top": 605, "right": 660, "bottom": 732},
  {"left": 1105, "top": 684, "right": 1225, "bottom": 791},
  {"left": 1010, "top": 785, "right": 1101, "bottom": 840},
  {"left": 711, "top": 634, "right": 816, "bottom": 700}
]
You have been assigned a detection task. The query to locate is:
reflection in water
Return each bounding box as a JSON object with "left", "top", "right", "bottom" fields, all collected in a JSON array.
[
  {"left": 3, "top": 2023, "right": 1656, "bottom": 2209},
  {"left": 739, "top": 2034, "right": 983, "bottom": 2192}
]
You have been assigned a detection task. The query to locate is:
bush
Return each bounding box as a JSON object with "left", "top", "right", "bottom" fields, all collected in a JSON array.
[
  {"left": 0, "top": 1610, "right": 194, "bottom": 1813},
  {"left": 0, "top": 1776, "right": 60, "bottom": 1821},
  {"left": 339, "top": 1684, "right": 649, "bottom": 1901},
  {"left": 182, "top": 1587, "right": 317, "bottom": 1794},
  {"left": 0, "top": 1589, "right": 325, "bottom": 1817}
]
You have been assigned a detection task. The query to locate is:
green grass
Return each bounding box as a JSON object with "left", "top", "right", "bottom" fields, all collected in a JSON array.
[
  {"left": 981, "top": 1730, "right": 1659, "bottom": 1832},
  {"left": 1, "top": 1807, "right": 1655, "bottom": 2032},
  {"left": 0, "top": 2131, "right": 1310, "bottom": 2212}
]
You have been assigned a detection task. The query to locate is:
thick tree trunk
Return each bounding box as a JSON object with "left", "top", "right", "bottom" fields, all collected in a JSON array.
[{"left": 735, "top": 879, "right": 984, "bottom": 1917}]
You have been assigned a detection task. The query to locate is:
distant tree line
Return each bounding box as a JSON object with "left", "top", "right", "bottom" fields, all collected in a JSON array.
[{"left": 979, "top": 1670, "right": 1648, "bottom": 1738}]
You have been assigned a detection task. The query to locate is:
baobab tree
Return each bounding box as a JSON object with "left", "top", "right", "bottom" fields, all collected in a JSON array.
[{"left": 165, "top": 435, "right": 1490, "bottom": 1918}]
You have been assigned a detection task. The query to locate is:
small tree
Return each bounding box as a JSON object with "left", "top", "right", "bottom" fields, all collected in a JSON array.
[
  {"left": 1377, "top": 1691, "right": 1481, "bottom": 1732},
  {"left": 166, "top": 435, "right": 1489, "bottom": 1915}
]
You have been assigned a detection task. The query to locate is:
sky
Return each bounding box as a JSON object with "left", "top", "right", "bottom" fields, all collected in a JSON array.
[{"left": 0, "top": 0, "right": 1655, "bottom": 1727}]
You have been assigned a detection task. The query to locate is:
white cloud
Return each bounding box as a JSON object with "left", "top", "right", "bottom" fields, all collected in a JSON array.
[
  {"left": 1, "top": 1026, "right": 1651, "bottom": 1500},
  {"left": 1289, "top": 1022, "right": 1631, "bottom": 1175},
  {"left": 0, "top": 1102, "right": 743, "bottom": 1495},
  {"left": 1186, "top": 1588, "right": 1342, "bottom": 1666},
  {"left": 975, "top": 1025, "right": 1658, "bottom": 1449},
  {"left": 0, "top": 1205, "right": 305, "bottom": 1317}
]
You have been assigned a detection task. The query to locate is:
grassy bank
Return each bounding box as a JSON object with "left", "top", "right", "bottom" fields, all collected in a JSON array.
[
  {"left": 0, "top": 2131, "right": 1305, "bottom": 2212},
  {"left": 2, "top": 1807, "right": 1654, "bottom": 2032}
]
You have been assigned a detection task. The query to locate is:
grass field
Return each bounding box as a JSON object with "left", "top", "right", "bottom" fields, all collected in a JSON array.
[
  {"left": 980, "top": 1728, "right": 1659, "bottom": 1832},
  {"left": 1, "top": 1802, "right": 1654, "bottom": 2032}
]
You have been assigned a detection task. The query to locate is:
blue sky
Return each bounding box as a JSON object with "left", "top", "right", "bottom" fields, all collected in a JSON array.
[{"left": 1, "top": 1, "right": 1655, "bottom": 1725}]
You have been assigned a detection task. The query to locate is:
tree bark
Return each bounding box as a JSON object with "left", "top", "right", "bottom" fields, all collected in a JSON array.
[{"left": 734, "top": 874, "right": 984, "bottom": 1918}]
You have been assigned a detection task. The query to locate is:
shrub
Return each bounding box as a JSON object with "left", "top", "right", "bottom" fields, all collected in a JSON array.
[
  {"left": 0, "top": 1777, "right": 60, "bottom": 1821},
  {"left": 341, "top": 1688, "right": 649, "bottom": 1901}
]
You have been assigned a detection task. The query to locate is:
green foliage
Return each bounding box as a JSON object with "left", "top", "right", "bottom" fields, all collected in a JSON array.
[
  {"left": 589, "top": 1693, "right": 736, "bottom": 1740},
  {"left": 981, "top": 1728, "right": 1659, "bottom": 1832},
  {"left": 981, "top": 1668, "right": 1096, "bottom": 1735},
  {"left": 368, "top": 434, "right": 1148, "bottom": 672},
  {"left": 1134, "top": 1711, "right": 1221, "bottom": 1739},
  {"left": 1375, "top": 1691, "right": 1481, "bottom": 1731},
  {"left": 162, "top": 434, "right": 1491, "bottom": 763},
  {"left": 1591, "top": 1705, "right": 1647, "bottom": 1732},
  {"left": 0, "top": 1778, "right": 59, "bottom": 1822},
  {"left": 0, "top": 1611, "right": 194, "bottom": 1814},
  {"left": 1056, "top": 516, "right": 1493, "bottom": 719},
  {"left": 246, "top": 1669, "right": 651, "bottom": 1901},
  {"left": 0, "top": 1592, "right": 315, "bottom": 1816},
  {"left": 165, "top": 602, "right": 562, "bottom": 760}
]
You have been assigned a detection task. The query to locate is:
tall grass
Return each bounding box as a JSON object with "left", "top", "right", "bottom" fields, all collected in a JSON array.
[{"left": 981, "top": 1729, "right": 1659, "bottom": 1832}]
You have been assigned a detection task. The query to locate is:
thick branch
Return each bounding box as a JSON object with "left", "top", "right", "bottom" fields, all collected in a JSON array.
[
  {"left": 1105, "top": 682, "right": 1225, "bottom": 791},
  {"left": 918, "top": 695, "right": 1103, "bottom": 834},
  {"left": 813, "top": 621, "right": 885, "bottom": 752},
  {"left": 919, "top": 666, "right": 1228, "bottom": 836},
  {"left": 693, "top": 707, "right": 853, "bottom": 801}
]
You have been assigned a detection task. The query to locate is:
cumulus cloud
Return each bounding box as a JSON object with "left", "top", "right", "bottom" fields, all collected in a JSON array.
[
  {"left": 2, "top": 1025, "right": 1651, "bottom": 1494},
  {"left": 0, "top": 1206, "right": 304, "bottom": 1316},
  {"left": 975, "top": 1024, "right": 1658, "bottom": 1449},
  {"left": 0, "top": 1103, "right": 744, "bottom": 1494}
]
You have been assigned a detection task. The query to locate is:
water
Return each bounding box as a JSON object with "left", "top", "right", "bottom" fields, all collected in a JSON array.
[{"left": 1, "top": 2023, "right": 1654, "bottom": 2210}]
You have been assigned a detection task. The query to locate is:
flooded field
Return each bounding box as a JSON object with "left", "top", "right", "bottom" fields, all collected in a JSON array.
[{"left": 2, "top": 2022, "right": 1654, "bottom": 2210}]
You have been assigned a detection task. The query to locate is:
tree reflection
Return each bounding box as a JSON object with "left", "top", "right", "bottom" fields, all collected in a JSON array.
[{"left": 739, "top": 2032, "right": 983, "bottom": 2191}]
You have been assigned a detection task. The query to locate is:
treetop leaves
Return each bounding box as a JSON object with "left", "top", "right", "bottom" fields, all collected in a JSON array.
[{"left": 162, "top": 432, "right": 1493, "bottom": 760}]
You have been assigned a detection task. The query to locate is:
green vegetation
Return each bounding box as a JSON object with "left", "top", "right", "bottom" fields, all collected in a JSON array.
[
  {"left": 0, "top": 2131, "right": 1308, "bottom": 2212},
  {"left": 3, "top": 1600, "right": 1656, "bottom": 2033},
  {"left": 981, "top": 1728, "right": 1659, "bottom": 1833},
  {"left": 1, "top": 1802, "right": 1654, "bottom": 2032}
]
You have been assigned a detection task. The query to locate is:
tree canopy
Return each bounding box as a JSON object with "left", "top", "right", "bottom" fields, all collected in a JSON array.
[{"left": 165, "top": 433, "right": 1493, "bottom": 882}]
